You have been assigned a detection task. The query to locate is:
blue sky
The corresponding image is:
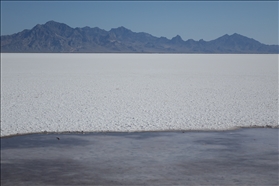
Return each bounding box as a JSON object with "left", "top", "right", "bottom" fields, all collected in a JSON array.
[{"left": 1, "top": 1, "right": 278, "bottom": 45}]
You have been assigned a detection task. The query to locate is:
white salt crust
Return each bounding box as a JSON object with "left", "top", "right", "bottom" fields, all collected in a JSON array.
[{"left": 1, "top": 54, "right": 278, "bottom": 137}]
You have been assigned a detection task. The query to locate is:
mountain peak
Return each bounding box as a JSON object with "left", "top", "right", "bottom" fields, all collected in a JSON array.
[
  {"left": 230, "top": 33, "right": 245, "bottom": 38},
  {"left": 45, "top": 20, "right": 57, "bottom": 24},
  {"left": 171, "top": 35, "right": 184, "bottom": 44},
  {"left": 231, "top": 33, "right": 240, "bottom": 36},
  {"left": 171, "top": 35, "right": 182, "bottom": 40},
  {"left": 215, "top": 33, "right": 243, "bottom": 41},
  {"left": 44, "top": 20, "right": 62, "bottom": 26},
  {"left": 199, "top": 39, "right": 205, "bottom": 42},
  {"left": 108, "top": 26, "right": 133, "bottom": 39},
  {"left": 43, "top": 20, "right": 72, "bottom": 30},
  {"left": 110, "top": 26, "right": 131, "bottom": 32},
  {"left": 229, "top": 33, "right": 258, "bottom": 42},
  {"left": 119, "top": 26, "right": 128, "bottom": 29}
]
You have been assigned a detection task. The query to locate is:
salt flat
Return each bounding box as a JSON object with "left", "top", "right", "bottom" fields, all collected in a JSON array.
[{"left": 1, "top": 54, "right": 278, "bottom": 137}]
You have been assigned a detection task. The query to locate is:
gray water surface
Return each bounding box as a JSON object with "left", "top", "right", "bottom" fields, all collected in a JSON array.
[{"left": 1, "top": 128, "right": 278, "bottom": 185}]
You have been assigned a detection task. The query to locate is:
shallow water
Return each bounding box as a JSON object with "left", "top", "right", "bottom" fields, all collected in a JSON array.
[{"left": 1, "top": 128, "right": 278, "bottom": 185}]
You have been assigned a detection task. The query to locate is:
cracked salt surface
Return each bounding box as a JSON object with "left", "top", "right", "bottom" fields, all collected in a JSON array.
[{"left": 1, "top": 54, "right": 278, "bottom": 137}]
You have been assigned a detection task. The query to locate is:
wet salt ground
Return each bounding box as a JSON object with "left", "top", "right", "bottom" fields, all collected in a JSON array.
[{"left": 1, "top": 128, "right": 278, "bottom": 185}]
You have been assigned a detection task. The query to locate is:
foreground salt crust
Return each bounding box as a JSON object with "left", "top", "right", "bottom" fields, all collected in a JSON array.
[{"left": 1, "top": 54, "right": 278, "bottom": 137}]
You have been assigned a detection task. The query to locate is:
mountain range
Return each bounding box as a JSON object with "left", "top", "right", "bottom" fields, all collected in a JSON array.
[{"left": 1, "top": 20, "right": 278, "bottom": 53}]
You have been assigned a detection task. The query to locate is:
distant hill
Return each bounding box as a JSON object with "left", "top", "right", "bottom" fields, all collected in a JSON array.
[{"left": 1, "top": 20, "right": 278, "bottom": 53}]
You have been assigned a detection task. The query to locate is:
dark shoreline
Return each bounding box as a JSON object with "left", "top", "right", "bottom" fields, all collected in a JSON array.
[{"left": 1, "top": 125, "right": 277, "bottom": 139}]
